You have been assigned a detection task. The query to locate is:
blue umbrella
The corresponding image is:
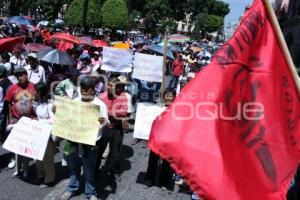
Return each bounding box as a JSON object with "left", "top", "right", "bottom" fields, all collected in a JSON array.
[
  {"left": 169, "top": 45, "right": 182, "bottom": 52},
  {"left": 54, "top": 19, "right": 64, "bottom": 25},
  {"left": 37, "top": 48, "right": 75, "bottom": 66},
  {"left": 148, "top": 44, "right": 175, "bottom": 60},
  {"left": 8, "top": 16, "right": 33, "bottom": 26}
]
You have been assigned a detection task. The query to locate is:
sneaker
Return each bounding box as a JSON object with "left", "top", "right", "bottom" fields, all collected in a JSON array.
[
  {"left": 191, "top": 192, "right": 201, "bottom": 200},
  {"left": 39, "top": 184, "right": 49, "bottom": 189},
  {"left": 89, "top": 195, "right": 98, "bottom": 200},
  {"left": 8, "top": 159, "right": 16, "bottom": 169},
  {"left": 161, "top": 186, "right": 167, "bottom": 191},
  {"left": 11, "top": 171, "right": 20, "bottom": 178},
  {"left": 143, "top": 180, "right": 152, "bottom": 189},
  {"left": 114, "top": 173, "right": 122, "bottom": 182},
  {"left": 61, "top": 191, "right": 72, "bottom": 200}
]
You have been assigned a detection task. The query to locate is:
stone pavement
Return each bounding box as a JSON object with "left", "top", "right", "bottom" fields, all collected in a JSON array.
[{"left": 0, "top": 132, "right": 191, "bottom": 200}]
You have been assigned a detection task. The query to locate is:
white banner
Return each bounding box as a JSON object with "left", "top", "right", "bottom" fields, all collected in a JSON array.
[
  {"left": 132, "top": 53, "right": 164, "bottom": 82},
  {"left": 133, "top": 103, "right": 166, "bottom": 140},
  {"left": 3, "top": 117, "right": 52, "bottom": 161},
  {"left": 101, "top": 47, "right": 133, "bottom": 72}
]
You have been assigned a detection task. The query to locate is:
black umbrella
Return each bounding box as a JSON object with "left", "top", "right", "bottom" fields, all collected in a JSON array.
[{"left": 37, "top": 48, "right": 75, "bottom": 66}]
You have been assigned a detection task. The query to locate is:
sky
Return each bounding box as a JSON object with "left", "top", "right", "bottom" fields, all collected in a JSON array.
[{"left": 223, "top": 0, "right": 253, "bottom": 25}]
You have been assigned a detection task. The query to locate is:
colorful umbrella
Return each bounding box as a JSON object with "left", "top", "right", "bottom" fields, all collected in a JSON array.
[
  {"left": 189, "top": 46, "right": 202, "bottom": 53},
  {"left": 54, "top": 19, "right": 64, "bottom": 25},
  {"left": 113, "top": 41, "right": 130, "bottom": 49},
  {"left": 8, "top": 16, "right": 34, "bottom": 26},
  {"left": 168, "top": 34, "right": 190, "bottom": 43},
  {"left": 147, "top": 44, "right": 175, "bottom": 60},
  {"left": 79, "top": 36, "right": 93, "bottom": 45},
  {"left": 92, "top": 40, "right": 109, "bottom": 48},
  {"left": 24, "top": 43, "right": 51, "bottom": 52},
  {"left": 37, "top": 20, "right": 49, "bottom": 27},
  {"left": 37, "top": 48, "right": 75, "bottom": 65},
  {"left": 51, "top": 32, "right": 80, "bottom": 45}
]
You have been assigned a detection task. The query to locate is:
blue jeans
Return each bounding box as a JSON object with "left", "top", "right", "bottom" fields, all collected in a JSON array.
[
  {"left": 65, "top": 146, "right": 98, "bottom": 198},
  {"left": 168, "top": 75, "right": 179, "bottom": 90}
]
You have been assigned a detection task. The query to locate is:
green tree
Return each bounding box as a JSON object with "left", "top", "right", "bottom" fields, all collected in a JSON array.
[
  {"left": 101, "top": 0, "right": 129, "bottom": 30},
  {"left": 65, "top": 0, "right": 102, "bottom": 28},
  {"left": 192, "top": 13, "right": 224, "bottom": 40},
  {"left": 129, "top": 10, "right": 142, "bottom": 29},
  {"left": 144, "top": 0, "right": 172, "bottom": 33}
]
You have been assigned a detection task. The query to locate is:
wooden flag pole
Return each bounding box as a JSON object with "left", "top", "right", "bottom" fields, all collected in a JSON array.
[
  {"left": 263, "top": 0, "right": 300, "bottom": 94},
  {"left": 160, "top": 33, "right": 169, "bottom": 104}
]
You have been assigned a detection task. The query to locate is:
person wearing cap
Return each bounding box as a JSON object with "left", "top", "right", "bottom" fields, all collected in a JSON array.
[
  {"left": 77, "top": 53, "right": 93, "bottom": 75},
  {"left": 91, "top": 51, "right": 102, "bottom": 68},
  {"left": 4, "top": 67, "right": 36, "bottom": 178},
  {"left": 61, "top": 76, "right": 108, "bottom": 200},
  {"left": 54, "top": 68, "right": 80, "bottom": 99},
  {"left": 9, "top": 48, "right": 26, "bottom": 71},
  {"left": 97, "top": 76, "right": 131, "bottom": 181},
  {"left": 24, "top": 53, "right": 46, "bottom": 85},
  {"left": 0, "top": 65, "right": 12, "bottom": 142}
]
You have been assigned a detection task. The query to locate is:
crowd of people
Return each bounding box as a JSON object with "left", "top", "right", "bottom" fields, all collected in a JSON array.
[{"left": 0, "top": 18, "right": 213, "bottom": 200}]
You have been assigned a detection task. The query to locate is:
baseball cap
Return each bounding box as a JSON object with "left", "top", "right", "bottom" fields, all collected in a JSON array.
[{"left": 27, "top": 53, "right": 38, "bottom": 59}]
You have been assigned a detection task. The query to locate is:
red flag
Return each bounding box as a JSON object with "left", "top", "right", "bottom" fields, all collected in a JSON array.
[{"left": 149, "top": 0, "right": 300, "bottom": 199}]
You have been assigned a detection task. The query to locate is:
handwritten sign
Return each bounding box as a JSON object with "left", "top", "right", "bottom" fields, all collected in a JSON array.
[
  {"left": 132, "top": 53, "right": 164, "bottom": 82},
  {"left": 52, "top": 96, "right": 100, "bottom": 146},
  {"left": 133, "top": 103, "right": 166, "bottom": 140},
  {"left": 102, "top": 47, "right": 133, "bottom": 72},
  {"left": 3, "top": 117, "right": 51, "bottom": 161}
]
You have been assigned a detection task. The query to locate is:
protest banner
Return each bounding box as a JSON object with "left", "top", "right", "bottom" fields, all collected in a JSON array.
[
  {"left": 132, "top": 53, "right": 164, "bottom": 82},
  {"left": 133, "top": 103, "right": 165, "bottom": 140},
  {"left": 3, "top": 117, "right": 51, "bottom": 161},
  {"left": 101, "top": 47, "right": 133, "bottom": 72},
  {"left": 52, "top": 96, "right": 100, "bottom": 146}
]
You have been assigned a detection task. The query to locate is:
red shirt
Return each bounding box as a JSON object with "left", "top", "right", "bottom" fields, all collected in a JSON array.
[
  {"left": 99, "top": 92, "right": 129, "bottom": 129},
  {"left": 99, "top": 92, "right": 128, "bottom": 117},
  {"left": 4, "top": 83, "right": 36, "bottom": 119},
  {"left": 172, "top": 58, "right": 184, "bottom": 76}
]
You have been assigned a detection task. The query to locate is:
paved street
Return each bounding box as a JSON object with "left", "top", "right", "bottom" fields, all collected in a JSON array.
[{"left": 0, "top": 133, "right": 190, "bottom": 200}]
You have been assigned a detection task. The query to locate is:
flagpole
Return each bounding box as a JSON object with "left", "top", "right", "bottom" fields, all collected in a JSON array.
[
  {"left": 161, "top": 31, "right": 169, "bottom": 104},
  {"left": 263, "top": 0, "right": 300, "bottom": 94}
]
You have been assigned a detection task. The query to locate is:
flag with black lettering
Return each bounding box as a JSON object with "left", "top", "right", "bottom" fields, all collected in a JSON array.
[{"left": 149, "top": 0, "right": 300, "bottom": 199}]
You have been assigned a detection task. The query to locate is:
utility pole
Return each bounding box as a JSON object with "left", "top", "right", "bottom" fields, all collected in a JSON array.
[{"left": 82, "top": 0, "right": 89, "bottom": 33}]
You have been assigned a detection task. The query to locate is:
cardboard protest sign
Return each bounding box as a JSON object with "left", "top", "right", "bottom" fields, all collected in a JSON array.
[
  {"left": 133, "top": 103, "right": 165, "bottom": 140},
  {"left": 52, "top": 96, "right": 100, "bottom": 146},
  {"left": 101, "top": 47, "right": 133, "bottom": 72},
  {"left": 132, "top": 53, "right": 164, "bottom": 82},
  {"left": 3, "top": 117, "right": 51, "bottom": 161}
]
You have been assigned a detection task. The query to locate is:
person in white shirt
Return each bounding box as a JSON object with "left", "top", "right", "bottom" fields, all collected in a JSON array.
[
  {"left": 33, "top": 83, "right": 55, "bottom": 188},
  {"left": 24, "top": 53, "right": 46, "bottom": 85},
  {"left": 9, "top": 49, "right": 27, "bottom": 70}
]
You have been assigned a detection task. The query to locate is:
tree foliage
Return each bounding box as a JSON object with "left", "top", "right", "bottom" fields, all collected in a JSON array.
[
  {"left": 65, "top": 0, "right": 102, "bottom": 28},
  {"left": 192, "top": 13, "right": 224, "bottom": 40},
  {"left": 101, "top": 0, "right": 129, "bottom": 30}
]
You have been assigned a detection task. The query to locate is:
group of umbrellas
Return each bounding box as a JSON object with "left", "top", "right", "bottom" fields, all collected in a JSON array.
[
  {"left": 7, "top": 16, "right": 64, "bottom": 27},
  {"left": 3, "top": 17, "right": 206, "bottom": 64}
]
